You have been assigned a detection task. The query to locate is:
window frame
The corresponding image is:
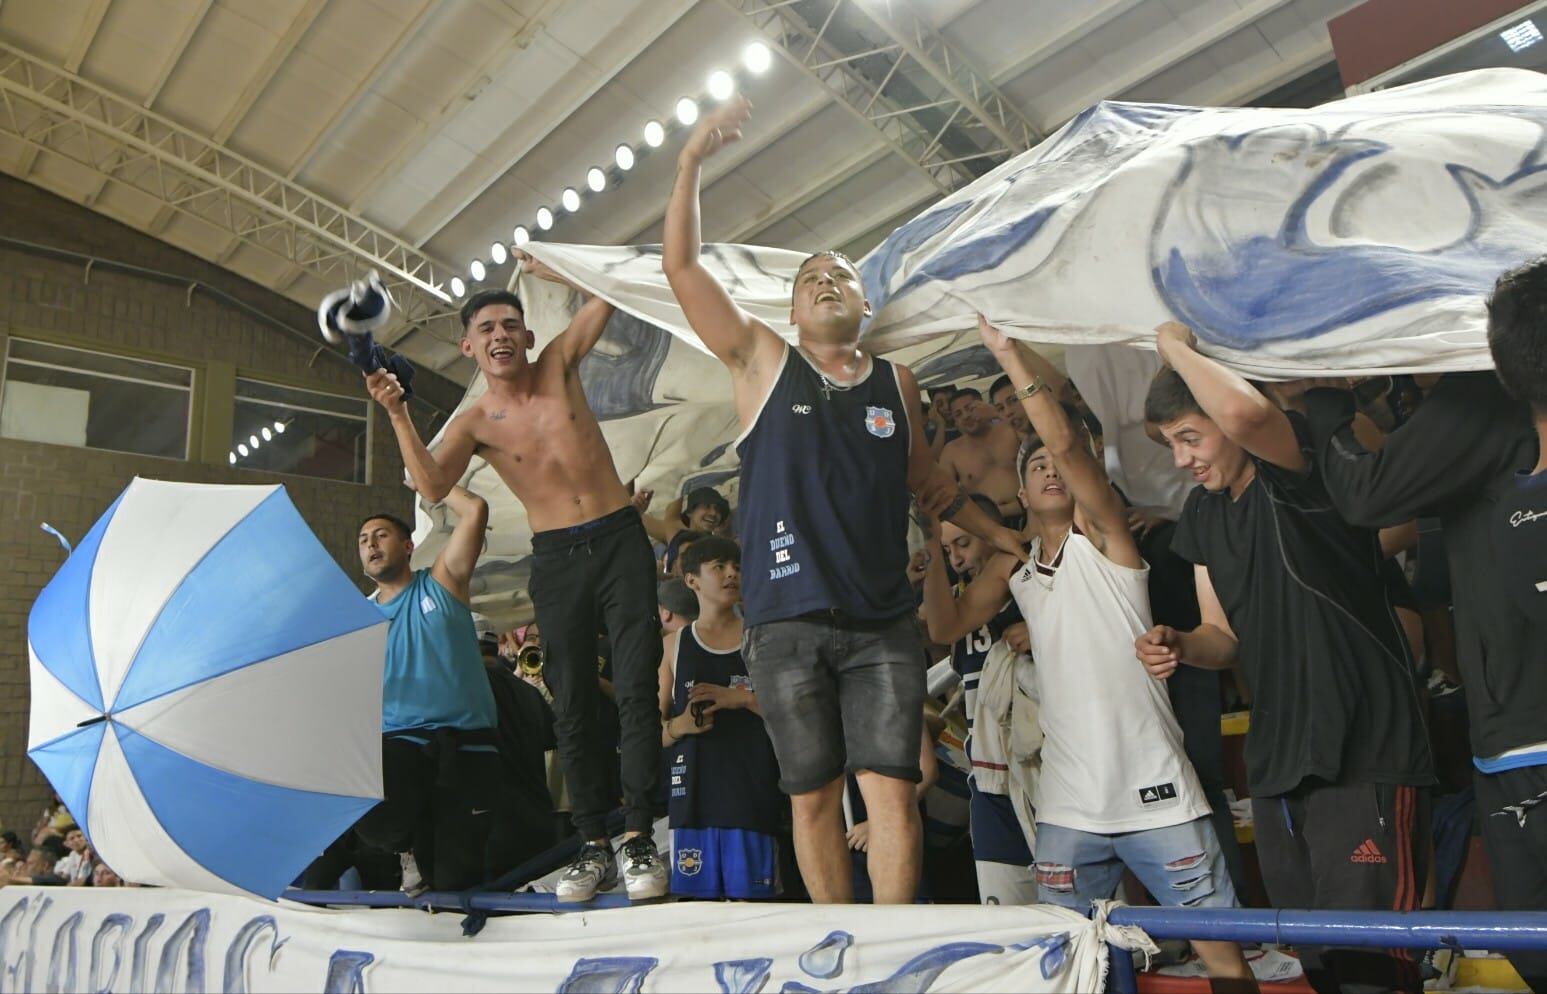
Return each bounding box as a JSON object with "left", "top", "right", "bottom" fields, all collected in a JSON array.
[{"left": 231, "top": 374, "right": 373, "bottom": 485}]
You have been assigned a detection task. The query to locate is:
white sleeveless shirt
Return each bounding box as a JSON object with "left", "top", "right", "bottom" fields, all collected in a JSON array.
[{"left": 1009, "top": 529, "right": 1209, "bottom": 833}]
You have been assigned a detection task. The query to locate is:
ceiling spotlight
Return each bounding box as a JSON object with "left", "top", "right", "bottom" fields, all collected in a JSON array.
[
  {"left": 561, "top": 187, "right": 581, "bottom": 212},
  {"left": 675, "top": 97, "right": 699, "bottom": 126},
  {"left": 536, "top": 206, "right": 554, "bottom": 230},
  {"left": 744, "top": 41, "right": 772, "bottom": 74},
  {"left": 450, "top": 276, "right": 466, "bottom": 297},
  {"left": 470, "top": 258, "right": 487, "bottom": 281},
  {"left": 273, "top": 420, "right": 286, "bottom": 433},
  {"left": 261, "top": 426, "right": 273, "bottom": 441},
  {"left": 707, "top": 70, "right": 735, "bottom": 101},
  {"left": 644, "top": 120, "right": 665, "bottom": 147},
  {"left": 237, "top": 443, "right": 249, "bottom": 457},
  {"left": 490, "top": 241, "right": 508, "bottom": 265},
  {"left": 249, "top": 434, "right": 260, "bottom": 449},
  {"left": 513, "top": 225, "right": 530, "bottom": 247},
  {"left": 228, "top": 452, "right": 236, "bottom": 465},
  {"left": 615, "top": 144, "right": 635, "bottom": 171},
  {"left": 587, "top": 166, "right": 606, "bottom": 193},
  {"left": 1502, "top": 18, "right": 1543, "bottom": 52}
]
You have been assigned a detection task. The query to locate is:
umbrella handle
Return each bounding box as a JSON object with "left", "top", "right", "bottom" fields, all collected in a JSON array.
[{"left": 40, "top": 522, "right": 73, "bottom": 556}]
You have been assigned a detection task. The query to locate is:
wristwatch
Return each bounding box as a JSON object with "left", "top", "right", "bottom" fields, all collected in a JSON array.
[{"left": 1013, "top": 377, "right": 1045, "bottom": 401}]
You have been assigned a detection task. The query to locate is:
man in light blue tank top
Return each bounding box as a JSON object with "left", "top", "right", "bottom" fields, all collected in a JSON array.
[{"left": 345, "top": 484, "right": 499, "bottom": 894}]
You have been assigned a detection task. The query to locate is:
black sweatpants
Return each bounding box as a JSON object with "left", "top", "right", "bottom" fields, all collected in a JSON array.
[
  {"left": 529, "top": 507, "right": 662, "bottom": 839},
  {"left": 1253, "top": 780, "right": 1430, "bottom": 994},
  {"left": 351, "top": 732, "right": 500, "bottom": 892},
  {"left": 1477, "top": 764, "right": 1547, "bottom": 992}
]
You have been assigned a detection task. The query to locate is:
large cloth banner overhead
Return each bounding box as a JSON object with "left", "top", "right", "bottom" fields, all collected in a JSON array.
[
  {"left": 416, "top": 69, "right": 1547, "bottom": 621},
  {"left": 0, "top": 886, "right": 1115, "bottom": 993}
]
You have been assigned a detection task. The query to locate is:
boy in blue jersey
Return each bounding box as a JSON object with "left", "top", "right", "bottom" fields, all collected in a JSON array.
[
  {"left": 352, "top": 484, "right": 498, "bottom": 894},
  {"left": 658, "top": 537, "right": 783, "bottom": 900},
  {"left": 664, "top": 97, "right": 1020, "bottom": 905}
]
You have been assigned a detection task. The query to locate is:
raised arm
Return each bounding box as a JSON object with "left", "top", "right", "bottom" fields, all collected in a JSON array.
[
  {"left": 367, "top": 371, "right": 476, "bottom": 503},
  {"left": 1155, "top": 322, "right": 1306, "bottom": 473},
  {"left": 430, "top": 484, "right": 489, "bottom": 604},
  {"left": 515, "top": 251, "right": 615, "bottom": 368},
  {"left": 662, "top": 96, "right": 783, "bottom": 375},
  {"left": 898, "top": 363, "right": 1023, "bottom": 559},
  {"left": 920, "top": 518, "right": 1015, "bottom": 645},
  {"left": 979, "top": 316, "right": 1139, "bottom": 568}
]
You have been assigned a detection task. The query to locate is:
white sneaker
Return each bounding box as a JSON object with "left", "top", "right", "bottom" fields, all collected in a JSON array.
[
  {"left": 556, "top": 842, "right": 617, "bottom": 904},
  {"left": 398, "top": 851, "right": 427, "bottom": 897},
  {"left": 619, "top": 835, "right": 668, "bottom": 901}
]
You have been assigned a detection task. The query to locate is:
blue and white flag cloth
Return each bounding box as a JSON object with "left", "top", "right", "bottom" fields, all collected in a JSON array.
[{"left": 422, "top": 69, "right": 1547, "bottom": 622}]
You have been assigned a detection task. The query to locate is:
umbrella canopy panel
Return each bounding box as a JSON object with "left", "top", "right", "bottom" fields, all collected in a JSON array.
[{"left": 27, "top": 478, "right": 387, "bottom": 899}]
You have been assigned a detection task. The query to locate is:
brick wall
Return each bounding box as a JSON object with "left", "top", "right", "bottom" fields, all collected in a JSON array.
[{"left": 0, "top": 174, "right": 459, "bottom": 833}]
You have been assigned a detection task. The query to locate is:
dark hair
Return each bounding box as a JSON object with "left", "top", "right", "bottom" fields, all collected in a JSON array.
[
  {"left": 989, "top": 375, "right": 1014, "bottom": 399},
  {"left": 1487, "top": 257, "right": 1547, "bottom": 412},
  {"left": 358, "top": 513, "right": 412, "bottom": 542},
  {"left": 38, "top": 836, "right": 66, "bottom": 860},
  {"left": 1016, "top": 403, "right": 1088, "bottom": 481},
  {"left": 0, "top": 831, "right": 20, "bottom": 850},
  {"left": 680, "top": 535, "right": 741, "bottom": 577},
  {"left": 664, "top": 529, "right": 706, "bottom": 573},
  {"left": 927, "top": 386, "right": 954, "bottom": 400},
  {"left": 60, "top": 823, "right": 81, "bottom": 837},
  {"left": 1143, "top": 367, "right": 1205, "bottom": 426},
  {"left": 460, "top": 288, "right": 525, "bottom": 330},
  {"left": 967, "top": 493, "right": 1003, "bottom": 524},
  {"left": 952, "top": 387, "right": 982, "bottom": 403},
  {"left": 796, "top": 250, "right": 859, "bottom": 280}
]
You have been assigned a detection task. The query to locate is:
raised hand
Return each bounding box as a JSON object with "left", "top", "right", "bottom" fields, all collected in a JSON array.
[
  {"left": 680, "top": 96, "right": 752, "bottom": 165},
  {"left": 1155, "top": 321, "right": 1198, "bottom": 363},
  {"left": 365, "top": 368, "right": 406, "bottom": 413},
  {"left": 976, "top": 314, "right": 1015, "bottom": 355},
  {"left": 514, "top": 250, "right": 575, "bottom": 289}
]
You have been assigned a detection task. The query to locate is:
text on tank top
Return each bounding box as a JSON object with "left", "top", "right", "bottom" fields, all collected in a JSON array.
[
  {"left": 1007, "top": 528, "right": 1208, "bottom": 833},
  {"left": 376, "top": 569, "right": 497, "bottom": 733},
  {"left": 952, "top": 587, "right": 1023, "bottom": 752},
  {"left": 736, "top": 345, "right": 914, "bottom": 627},
  {"left": 667, "top": 623, "right": 783, "bottom": 833}
]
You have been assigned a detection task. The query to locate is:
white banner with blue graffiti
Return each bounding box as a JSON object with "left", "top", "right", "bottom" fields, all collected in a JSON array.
[
  {"left": 416, "top": 69, "right": 1547, "bottom": 621},
  {"left": 0, "top": 886, "right": 1113, "bottom": 992}
]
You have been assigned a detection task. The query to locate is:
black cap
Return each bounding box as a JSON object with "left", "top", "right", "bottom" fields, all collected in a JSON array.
[{"left": 680, "top": 486, "right": 731, "bottom": 526}]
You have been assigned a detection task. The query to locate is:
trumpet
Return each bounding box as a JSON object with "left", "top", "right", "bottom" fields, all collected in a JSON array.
[{"left": 516, "top": 643, "right": 544, "bottom": 677}]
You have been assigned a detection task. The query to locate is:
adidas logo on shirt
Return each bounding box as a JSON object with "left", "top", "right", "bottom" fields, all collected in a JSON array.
[{"left": 1350, "top": 838, "right": 1388, "bottom": 864}]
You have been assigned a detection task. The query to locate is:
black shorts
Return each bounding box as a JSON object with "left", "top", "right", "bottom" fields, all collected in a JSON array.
[{"left": 742, "top": 611, "right": 925, "bottom": 795}]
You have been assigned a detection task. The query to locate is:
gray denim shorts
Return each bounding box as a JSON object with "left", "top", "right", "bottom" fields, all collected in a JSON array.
[{"left": 742, "top": 611, "right": 926, "bottom": 795}]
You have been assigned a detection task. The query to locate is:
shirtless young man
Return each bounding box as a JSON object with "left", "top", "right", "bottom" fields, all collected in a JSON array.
[
  {"left": 364, "top": 259, "right": 665, "bottom": 903},
  {"left": 941, "top": 388, "right": 1031, "bottom": 528},
  {"left": 663, "top": 96, "right": 1021, "bottom": 905}
]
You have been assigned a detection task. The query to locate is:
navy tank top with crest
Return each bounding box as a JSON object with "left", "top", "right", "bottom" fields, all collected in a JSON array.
[{"left": 736, "top": 344, "right": 915, "bottom": 627}]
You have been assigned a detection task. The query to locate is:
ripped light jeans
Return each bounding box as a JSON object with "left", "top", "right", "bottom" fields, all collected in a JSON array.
[{"left": 1032, "top": 815, "right": 1239, "bottom": 910}]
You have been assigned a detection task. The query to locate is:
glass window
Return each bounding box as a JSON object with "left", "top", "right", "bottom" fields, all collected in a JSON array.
[
  {"left": 0, "top": 338, "right": 193, "bottom": 459},
  {"left": 232, "top": 377, "right": 368, "bottom": 484}
]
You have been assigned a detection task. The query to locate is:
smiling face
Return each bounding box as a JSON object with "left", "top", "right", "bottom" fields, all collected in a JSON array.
[
  {"left": 790, "top": 253, "right": 871, "bottom": 343},
  {"left": 1018, "top": 445, "right": 1074, "bottom": 519},
  {"left": 63, "top": 829, "right": 86, "bottom": 854},
  {"left": 1154, "top": 414, "right": 1251, "bottom": 494},
  {"left": 358, "top": 518, "right": 412, "bottom": 583},
  {"left": 461, "top": 303, "right": 536, "bottom": 380},
  {"left": 951, "top": 394, "right": 989, "bottom": 436},
  {"left": 686, "top": 503, "right": 724, "bottom": 533}
]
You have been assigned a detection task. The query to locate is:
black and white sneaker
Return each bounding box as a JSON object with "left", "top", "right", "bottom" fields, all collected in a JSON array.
[
  {"left": 555, "top": 841, "right": 617, "bottom": 904},
  {"left": 620, "top": 835, "right": 668, "bottom": 901},
  {"left": 398, "top": 851, "right": 427, "bottom": 898}
]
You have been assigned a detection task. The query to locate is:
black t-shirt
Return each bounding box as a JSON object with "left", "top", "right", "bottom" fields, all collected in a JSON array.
[
  {"left": 1303, "top": 374, "right": 1545, "bottom": 760},
  {"left": 1170, "top": 412, "right": 1434, "bottom": 798}
]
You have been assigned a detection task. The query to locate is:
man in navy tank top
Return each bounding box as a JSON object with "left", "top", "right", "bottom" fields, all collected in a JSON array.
[
  {"left": 364, "top": 260, "right": 666, "bottom": 902},
  {"left": 664, "top": 96, "right": 1022, "bottom": 904},
  {"left": 658, "top": 536, "right": 784, "bottom": 899}
]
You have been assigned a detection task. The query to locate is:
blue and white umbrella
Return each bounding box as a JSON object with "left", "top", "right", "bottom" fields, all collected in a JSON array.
[{"left": 26, "top": 478, "right": 386, "bottom": 899}]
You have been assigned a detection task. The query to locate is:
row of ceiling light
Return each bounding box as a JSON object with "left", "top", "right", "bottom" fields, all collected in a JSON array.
[
  {"left": 445, "top": 41, "right": 775, "bottom": 299},
  {"left": 229, "top": 420, "right": 288, "bottom": 464}
]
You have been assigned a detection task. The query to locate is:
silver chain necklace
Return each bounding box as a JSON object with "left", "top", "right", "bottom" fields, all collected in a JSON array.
[{"left": 800, "top": 346, "right": 863, "bottom": 400}]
